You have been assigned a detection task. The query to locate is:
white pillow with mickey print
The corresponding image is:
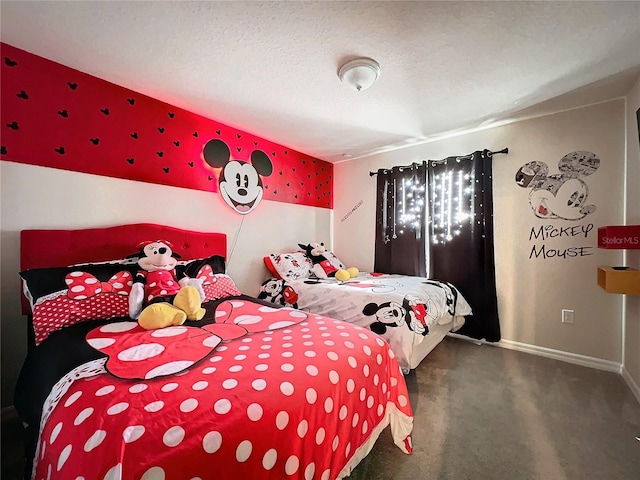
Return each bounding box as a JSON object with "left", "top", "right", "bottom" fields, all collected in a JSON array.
[
  {"left": 264, "top": 253, "right": 313, "bottom": 281},
  {"left": 324, "top": 250, "right": 347, "bottom": 270}
]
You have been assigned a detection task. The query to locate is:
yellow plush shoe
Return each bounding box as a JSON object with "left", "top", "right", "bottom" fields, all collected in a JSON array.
[
  {"left": 173, "top": 286, "right": 206, "bottom": 321},
  {"left": 138, "top": 302, "right": 187, "bottom": 330},
  {"left": 347, "top": 267, "right": 359, "bottom": 278},
  {"left": 335, "top": 269, "right": 351, "bottom": 282}
]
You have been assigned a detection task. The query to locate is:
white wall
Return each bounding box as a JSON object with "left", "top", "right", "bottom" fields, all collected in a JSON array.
[
  {"left": 334, "top": 99, "right": 627, "bottom": 366},
  {"left": 624, "top": 76, "right": 640, "bottom": 398},
  {"left": 0, "top": 162, "right": 331, "bottom": 407}
]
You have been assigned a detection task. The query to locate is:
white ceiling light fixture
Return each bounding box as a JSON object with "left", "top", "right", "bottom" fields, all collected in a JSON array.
[{"left": 338, "top": 58, "right": 381, "bottom": 92}]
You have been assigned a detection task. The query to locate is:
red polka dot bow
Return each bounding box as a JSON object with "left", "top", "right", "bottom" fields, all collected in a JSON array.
[
  {"left": 65, "top": 271, "right": 133, "bottom": 300},
  {"left": 86, "top": 299, "right": 308, "bottom": 380}
]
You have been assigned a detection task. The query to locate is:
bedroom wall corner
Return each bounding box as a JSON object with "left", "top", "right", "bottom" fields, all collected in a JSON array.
[{"left": 623, "top": 73, "right": 640, "bottom": 401}]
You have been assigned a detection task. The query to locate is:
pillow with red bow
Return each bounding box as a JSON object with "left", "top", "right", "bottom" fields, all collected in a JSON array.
[
  {"left": 20, "top": 263, "right": 140, "bottom": 345},
  {"left": 176, "top": 255, "right": 241, "bottom": 301}
]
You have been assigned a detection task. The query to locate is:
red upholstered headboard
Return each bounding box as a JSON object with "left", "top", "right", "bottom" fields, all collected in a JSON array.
[{"left": 20, "top": 223, "right": 226, "bottom": 314}]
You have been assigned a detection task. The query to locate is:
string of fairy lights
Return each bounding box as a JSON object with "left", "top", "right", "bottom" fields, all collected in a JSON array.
[
  {"left": 382, "top": 164, "right": 475, "bottom": 245},
  {"left": 397, "top": 176, "right": 425, "bottom": 234},
  {"left": 428, "top": 168, "right": 474, "bottom": 244},
  {"left": 376, "top": 148, "right": 504, "bottom": 246}
]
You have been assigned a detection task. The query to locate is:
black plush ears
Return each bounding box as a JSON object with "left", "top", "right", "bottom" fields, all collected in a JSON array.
[{"left": 298, "top": 243, "right": 314, "bottom": 256}]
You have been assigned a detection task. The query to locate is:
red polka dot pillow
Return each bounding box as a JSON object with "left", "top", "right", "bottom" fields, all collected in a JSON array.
[
  {"left": 176, "top": 255, "right": 241, "bottom": 300},
  {"left": 20, "top": 263, "right": 139, "bottom": 345},
  {"left": 192, "top": 267, "right": 242, "bottom": 301}
]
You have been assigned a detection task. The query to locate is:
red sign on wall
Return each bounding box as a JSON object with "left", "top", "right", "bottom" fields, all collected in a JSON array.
[
  {"left": 598, "top": 225, "right": 640, "bottom": 249},
  {"left": 1, "top": 43, "right": 333, "bottom": 209}
]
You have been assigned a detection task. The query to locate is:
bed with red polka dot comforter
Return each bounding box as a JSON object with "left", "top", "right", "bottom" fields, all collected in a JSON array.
[{"left": 17, "top": 296, "right": 413, "bottom": 480}]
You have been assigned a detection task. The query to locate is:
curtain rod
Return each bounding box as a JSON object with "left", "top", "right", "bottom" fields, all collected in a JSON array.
[{"left": 369, "top": 147, "right": 509, "bottom": 176}]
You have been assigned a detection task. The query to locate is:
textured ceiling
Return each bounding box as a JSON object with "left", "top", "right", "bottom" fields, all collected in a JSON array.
[{"left": 1, "top": 1, "right": 639, "bottom": 163}]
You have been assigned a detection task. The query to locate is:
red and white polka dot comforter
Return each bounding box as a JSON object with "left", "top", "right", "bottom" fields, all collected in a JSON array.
[{"left": 33, "top": 299, "right": 413, "bottom": 480}]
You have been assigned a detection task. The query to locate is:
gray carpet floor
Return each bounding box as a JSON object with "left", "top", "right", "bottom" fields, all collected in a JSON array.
[
  {"left": 2, "top": 336, "right": 639, "bottom": 479},
  {"left": 346, "top": 336, "right": 640, "bottom": 480}
]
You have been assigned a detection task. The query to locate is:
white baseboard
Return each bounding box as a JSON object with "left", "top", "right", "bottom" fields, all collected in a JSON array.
[
  {"left": 621, "top": 365, "right": 640, "bottom": 405},
  {"left": 447, "top": 332, "right": 640, "bottom": 403},
  {"left": 447, "top": 333, "right": 621, "bottom": 373},
  {"left": 447, "top": 333, "right": 640, "bottom": 404}
]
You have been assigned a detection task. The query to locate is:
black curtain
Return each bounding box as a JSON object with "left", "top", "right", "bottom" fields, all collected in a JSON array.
[
  {"left": 427, "top": 150, "right": 500, "bottom": 341},
  {"left": 374, "top": 163, "right": 427, "bottom": 277}
]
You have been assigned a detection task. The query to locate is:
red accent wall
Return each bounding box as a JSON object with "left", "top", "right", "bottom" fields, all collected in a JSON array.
[{"left": 1, "top": 43, "right": 333, "bottom": 209}]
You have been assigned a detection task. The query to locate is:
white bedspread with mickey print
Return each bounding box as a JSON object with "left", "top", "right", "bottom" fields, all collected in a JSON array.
[{"left": 260, "top": 274, "right": 472, "bottom": 373}]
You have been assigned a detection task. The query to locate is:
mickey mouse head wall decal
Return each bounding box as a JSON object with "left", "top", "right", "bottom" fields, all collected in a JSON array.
[
  {"left": 515, "top": 151, "right": 600, "bottom": 220},
  {"left": 203, "top": 139, "right": 273, "bottom": 215}
]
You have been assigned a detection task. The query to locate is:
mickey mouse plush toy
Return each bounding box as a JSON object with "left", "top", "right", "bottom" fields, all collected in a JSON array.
[
  {"left": 128, "top": 240, "right": 206, "bottom": 330},
  {"left": 298, "top": 242, "right": 358, "bottom": 282}
]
